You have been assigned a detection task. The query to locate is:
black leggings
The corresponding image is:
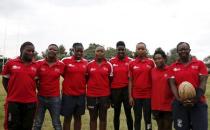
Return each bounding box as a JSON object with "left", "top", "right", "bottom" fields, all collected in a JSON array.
[
  {"left": 6, "top": 102, "right": 37, "bottom": 130},
  {"left": 111, "top": 87, "right": 133, "bottom": 130},
  {"left": 133, "top": 98, "right": 152, "bottom": 130}
]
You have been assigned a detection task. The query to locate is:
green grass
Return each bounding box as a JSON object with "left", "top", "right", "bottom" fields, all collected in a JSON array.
[{"left": 0, "top": 76, "right": 209, "bottom": 130}]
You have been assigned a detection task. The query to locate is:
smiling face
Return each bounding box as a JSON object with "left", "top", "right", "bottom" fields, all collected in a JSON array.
[{"left": 177, "top": 42, "right": 191, "bottom": 61}]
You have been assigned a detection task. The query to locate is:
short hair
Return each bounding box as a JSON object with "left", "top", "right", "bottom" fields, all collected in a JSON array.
[
  {"left": 176, "top": 42, "right": 190, "bottom": 51},
  {"left": 153, "top": 47, "right": 167, "bottom": 60},
  {"left": 137, "top": 42, "right": 146, "bottom": 48},
  {"left": 48, "top": 44, "right": 58, "bottom": 49},
  {"left": 72, "top": 43, "right": 83, "bottom": 49},
  {"left": 116, "top": 41, "right": 125, "bottom": 48},
  {"left": 20, "top": 41, "right": 34, "bottom": 54},
  {"left": 95, "top": 45, "right": 105, "bottom": 51}
]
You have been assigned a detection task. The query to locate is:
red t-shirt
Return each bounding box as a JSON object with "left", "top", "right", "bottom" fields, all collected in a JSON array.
[
  {"left": 87, "top": 59, "right": 113, "bottom": 97},
  {"left": 36, "top": 59, "right": 64, "bottom": 97},
  {"left": 2, "top": 57, "right": 38, "bottom": 103},
  {"left": 62, "top": 56, "right": 88, "bottom": 96},
  {"left": 169, "top": 58, "right": 208, "bottom": 102},
  {"left": 129, "top": 58, "right": 155, "bottom": 98},
  {"left": 110, "top": 56, "right": 133, "bottom": 88},
  {"left": 151, "top": 66, "right": 173, "bottom": 111}
]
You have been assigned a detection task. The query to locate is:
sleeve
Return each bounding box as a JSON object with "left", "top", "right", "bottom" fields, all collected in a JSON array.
[
  {"left": 150, "top": 59, "right": 155, "bottom": 68},
  {"left": 199, "top": 61, "right": 208, "bottom": 76},
  {"left": 108, "top": 62, "right": 113, "bottom": 77},
  {"left": 60, "top": 62, "right": 65, "bottom": 76},
  {"left": 128, "top": 61, "right": 133, "bottom": 78},
  {"left": 1, "top": 60, "right": 11, "bottom": 78},
  {"left": 168, "top": 65, "right": 175, "bottom": 79}
]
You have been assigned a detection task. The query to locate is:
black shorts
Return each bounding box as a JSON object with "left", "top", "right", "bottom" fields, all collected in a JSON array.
[
  {"left": 152, "top": 110, "right": 172, "bottom": 120},
  {"left": 111, "top": 87, "right": 131, "bottom": 109},
  {"left": 87, "top": 96, "right": 110, "bottom": 110},
  {"left": 60, "top": 94, "right": 86, "bottom": 117}
]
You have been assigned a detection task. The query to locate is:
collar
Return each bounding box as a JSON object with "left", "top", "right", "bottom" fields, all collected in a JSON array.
[
  {"left": 43, "top": 59, "right": 60, "bottom": 66},
  {"left": 175, "top": 57, "right": 197, "bottom": 65},
  {"left": 14, "top": 56, "right": 35, "bottom": 64},
  {"left": 116, "top": 55, "right": 128, "bottom": 62}
]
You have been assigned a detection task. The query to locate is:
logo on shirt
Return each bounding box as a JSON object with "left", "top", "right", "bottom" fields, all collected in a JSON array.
[
  {"left": 164, "top": 73, "right": 168, "bottom": 78},
  {"left": 103, "top": 67, "right": 108, "bottom": 71},
  {"left": 173, "top": 68, "right": 181, "bottom": 72},
  {"left": 54, "top": 68, "right": 60, "bottom": 73},
  {"left": 12, "top": 65, "right": 21, "bottom": 70},
  {"left": 177, "top": 119, "right": 183, "bottom": 128},
  {"left": 146, "top": 64, "right": 152, "bottom": 69},
  {"left": 41, "top": 67, "right": 46, "bottom": 71},
  {"left": 191, "top": 65, "right": 198, "bottom": 70},
  {"left": 68, "top": 64, "right": 75, "bottom": 67},
  {"left": 31, "top": 67, "right": 37, "bottom": 72},
  {"left": 90, "top": 68, "right": 96, "bottom": 72},
  {"left": 133, "top": 66, "right": 139, "bottom": 70},
  {"left": 125, "top": 63, "right": 129, "bottom": 66},
  {"left": 113, "top": 64, "right": 118, "bottom": 67}
]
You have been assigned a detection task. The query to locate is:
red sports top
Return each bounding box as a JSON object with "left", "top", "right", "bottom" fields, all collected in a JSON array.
[
  {"left": 2, "top": 57, "right": 38, "bottom": 103},
  {"left": 151, "top": 66, "right": 173, "bottom": 111},
  {"left": 36, "top": 59, "right": 65, "bottom": 97},
  {"left": 129, "top": 58, "right": 155, "bottom": 98},
  {"left": 169, "top": 58, "right": 208, "bottom": 102},
  {"left": 110, "top": 56, "right": 132, "bottom": 88},
  {"left": 87, "top": 59, "right": 113, "bottom": 97},
  {"left": 62, "top": 56, "right": 88, "bottom": 96}
]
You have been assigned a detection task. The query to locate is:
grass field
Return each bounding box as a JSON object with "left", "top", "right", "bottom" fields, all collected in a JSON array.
[{"left": 0, "top": 76, "right": 209, "bottom": 130}]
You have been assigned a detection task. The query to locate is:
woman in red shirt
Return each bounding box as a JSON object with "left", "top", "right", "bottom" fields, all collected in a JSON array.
[
  {"left": 2, "top": 42, "right": 37, "bottom": 130},
  {"left": 110, "top": 41, "right": 133, "bottom": 130},
  {"left": 151, "top": 48, "right": 173, "bottom": 130},
  {"left": 128, "top": 42, "right": 154, "bottom": 130},
  {"left": 61, "top": 43, "right": 88, "bottom": 130},
  {"left": 169, "top": 42, "right": 208, "bottom": 130},
  {"left": 86, "top": 46, "right": 113, "bottom": 130},
  {"left": 33, "top": 44, "right": 64, "bottom": 130}
]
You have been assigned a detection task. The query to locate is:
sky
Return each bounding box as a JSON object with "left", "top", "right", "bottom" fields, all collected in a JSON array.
[{"left": 0, "top": 0, "right": 210, "bottom": 60}]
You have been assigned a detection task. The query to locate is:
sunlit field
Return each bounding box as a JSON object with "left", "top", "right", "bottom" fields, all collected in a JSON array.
[{"left": 0, "top": 76, "right": 209, "bottom": 130}]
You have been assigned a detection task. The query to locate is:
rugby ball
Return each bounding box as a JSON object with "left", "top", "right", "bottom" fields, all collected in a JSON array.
[{"left": 178, "top": 81, "right": 196, "bottom": 100}]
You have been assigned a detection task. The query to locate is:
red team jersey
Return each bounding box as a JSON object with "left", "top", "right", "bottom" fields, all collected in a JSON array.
[
  {"left": 129, "top": 58, "right": 155, "bottom": 98},
  {"left": 110, "top": 56, "right": 133, "bottom": 89},
  {"left": 169, "top": 58, "right": 208, "bottom": 102},
  {"left": 2, "top": 57, "right": 38, "bottom": 103},
  {"left": 151, "top": 66, "right": 173, "bottom": 111},
  {"left": 36, "top": 59, "right": 65, "bottom": 97},
  {"left": 87, "top": 59, "right": 113, "bottom": 97},
  {"left": 62, "top": 56, "right": 88, "bottom": 96}
]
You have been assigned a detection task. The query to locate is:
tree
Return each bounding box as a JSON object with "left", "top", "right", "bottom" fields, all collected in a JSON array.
[
  {"left": 58, "top": 44, "right": 68, "bottom": 60},
  {"left": 106, "top": 47, "right": 116, "bottom": 59},
  {"left": 34, "top": 51, "right": 43, "bottom": 61},
  {"left": 167, "top": 48, "right": 178, "bottom": 65},
  {"left": 84, "top": 43, "right": 100, "bottom": 60}
]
